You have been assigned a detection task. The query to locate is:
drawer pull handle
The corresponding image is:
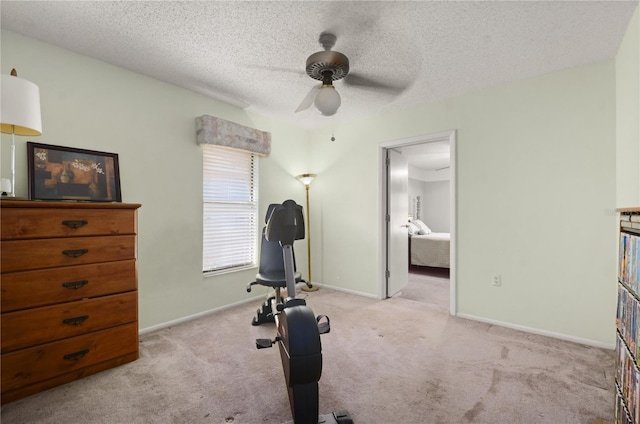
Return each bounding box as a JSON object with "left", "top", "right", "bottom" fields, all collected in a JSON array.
[
  {"left": 62, "top": 249, "right": 88, "bottom": 258},
  {"left": 63, "top": 349, "right": 89, "bottom": 361},
  {"left": 62, "top": 280, "right": 89, "bottom": 290},
  {"left": 62, "top": 220, "right": 88, "bottom": 229},
  {"left": 62, "top": 315, "right": 89, "bottom": 326}
]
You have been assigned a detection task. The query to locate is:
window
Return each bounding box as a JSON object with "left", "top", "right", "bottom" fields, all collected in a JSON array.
[{"left": 203, "top": 145, "right": 258, "bottom": 273}]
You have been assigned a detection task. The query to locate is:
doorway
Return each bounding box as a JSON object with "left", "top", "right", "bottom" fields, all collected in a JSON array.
[{"left": 379, "top": 130, "right": 457, "bottom": 316}]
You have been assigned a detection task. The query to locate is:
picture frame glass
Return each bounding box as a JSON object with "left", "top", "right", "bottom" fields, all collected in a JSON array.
[{"left": 27, "top": 142, "right": 122, "bottom": 202}]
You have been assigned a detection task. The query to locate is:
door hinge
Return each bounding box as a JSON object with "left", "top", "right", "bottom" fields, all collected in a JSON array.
[
  {"left": 386, "top": 157, "right": 390, "bottom": 166},
  {"left": 385, "top": 269, "right": 390, "bottom": 279},
  {"left": 385, "top": 214, "right": 390, "bottom": 222}
]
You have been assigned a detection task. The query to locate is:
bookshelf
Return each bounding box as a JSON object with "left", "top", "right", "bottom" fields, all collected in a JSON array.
[{"left": 616, "top": 208, "right": 640, "bottom": 424}]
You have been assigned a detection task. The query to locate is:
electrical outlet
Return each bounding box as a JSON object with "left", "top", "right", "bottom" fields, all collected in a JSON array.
[{"left": 491, "top": 274, "right": 502, "bottom": 287}]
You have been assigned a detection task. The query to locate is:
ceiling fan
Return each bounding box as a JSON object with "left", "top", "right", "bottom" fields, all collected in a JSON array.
[{"left": 296, "top": 32, "right": 407, "bottom": 117}]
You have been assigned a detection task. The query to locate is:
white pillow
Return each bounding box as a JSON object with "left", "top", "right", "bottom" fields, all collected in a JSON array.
[
  {"left": 412, "top": 219, "right": 431, "bottom": 235},
  {"left": 407, "top": 222, "right": 420, "bottom": 236}
]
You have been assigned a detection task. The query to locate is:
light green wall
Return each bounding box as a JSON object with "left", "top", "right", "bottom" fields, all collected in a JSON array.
[
  {"left": 0, "top": 30, "right": 311, "bottom": 330},
  {"left": 309, "top": 61, "right": 618, "bottom": 346},
  {"left": 616, "top": 6, "right": 640, "bottom": 208},
  {"left": 2, "top": 26, "right": 630, "bottom": 346}
]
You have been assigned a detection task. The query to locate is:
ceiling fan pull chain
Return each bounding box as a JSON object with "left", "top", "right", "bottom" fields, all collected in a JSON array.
[{"left": 331, "top": 119, "right": 336, "bottom": 142}]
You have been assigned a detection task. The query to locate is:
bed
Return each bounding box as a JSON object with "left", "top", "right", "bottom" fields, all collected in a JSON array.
[{"left": 409, "top": 232, "right": 450, "bottom": 269}]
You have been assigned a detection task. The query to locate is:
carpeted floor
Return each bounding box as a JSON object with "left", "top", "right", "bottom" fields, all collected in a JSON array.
[
  {"left": 395, "top": 266, "right": 450, "bottom": 312},
  {"left": 1, "top": 271, "right": 615, "bottom": 424}
]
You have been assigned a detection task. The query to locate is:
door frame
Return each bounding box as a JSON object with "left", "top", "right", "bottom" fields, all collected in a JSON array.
[{"left": 378, "top": 129, "right": 457, "bottom": 316}]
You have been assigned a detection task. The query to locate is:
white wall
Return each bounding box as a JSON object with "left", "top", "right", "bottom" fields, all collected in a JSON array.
[
  {"left": 408, "top": 177, "right": 450, "bottom": 233},
  {"left": 422, "top": 180, "right": 450, "bottom": 233},
  {"left": 0, "top": 31, "right": 311, "bottom": 331},
  {"left": 309, "top": 61, "right": 618, "bottom": 346},
  {"left": 616, "top": 6, "right": 640, "bottom": 208}
]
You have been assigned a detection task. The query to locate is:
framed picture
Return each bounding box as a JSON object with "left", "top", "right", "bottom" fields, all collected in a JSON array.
[{"left": 27, "top": 142, "right": 122, "bottom": 202}]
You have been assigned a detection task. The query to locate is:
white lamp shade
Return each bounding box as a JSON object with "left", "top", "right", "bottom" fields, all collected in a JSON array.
[
  {"left": 1, "top": 74, "right": 42, "bottom": 136},
  {"left": 296, "top": 173, "right": 317, "bottom": 186},
  {"left": 313, "top": 85, "right": 341, "bottom": 116}
]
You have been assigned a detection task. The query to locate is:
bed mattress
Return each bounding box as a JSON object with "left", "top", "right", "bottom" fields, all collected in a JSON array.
[{"left": 410, "top": 232, "right": 450, "bottom": 268}]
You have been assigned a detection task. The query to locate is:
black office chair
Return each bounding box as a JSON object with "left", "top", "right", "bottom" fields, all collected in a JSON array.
[{"left": 246, "top": 203, "right": 312, "bottom": 325}]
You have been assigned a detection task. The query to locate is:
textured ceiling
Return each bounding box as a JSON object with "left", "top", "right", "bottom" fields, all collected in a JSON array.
[{"left": 1, "top": 1, "right": 637, "bottom": 130}]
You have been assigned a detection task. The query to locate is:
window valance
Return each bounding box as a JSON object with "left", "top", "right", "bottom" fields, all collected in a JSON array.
[{"left": 196, "top": 115, "right": 271, "bottom": 157}]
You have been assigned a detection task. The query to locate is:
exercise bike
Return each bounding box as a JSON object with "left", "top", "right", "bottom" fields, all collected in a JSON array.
[{"left": 246, "top": 200, "right": 353, "bottom": 424}]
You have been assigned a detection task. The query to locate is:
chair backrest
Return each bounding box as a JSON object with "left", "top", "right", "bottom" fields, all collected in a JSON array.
[
  {"left": 258, "top": 227, "right": 288, "bottom": 275},
  {"left": 265, "top": 200, "right": 305, "bottom": 246},
  {"left": 258, "top": 200, "right": 304, "bottom": 276}
]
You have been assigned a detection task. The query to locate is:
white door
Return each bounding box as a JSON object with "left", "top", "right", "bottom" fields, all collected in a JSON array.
[{"left": 386, "top": 149, "right": 409, "bottom": 297}]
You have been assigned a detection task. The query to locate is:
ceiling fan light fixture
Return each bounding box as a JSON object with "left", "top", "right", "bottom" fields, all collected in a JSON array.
[{"left": 314, "top": 85, "right": 341, "bottom": 116}]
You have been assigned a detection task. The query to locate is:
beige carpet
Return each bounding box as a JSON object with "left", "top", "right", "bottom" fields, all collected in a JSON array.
[{"left": 1, "top": 273, "right": 614, "bottom": 423}]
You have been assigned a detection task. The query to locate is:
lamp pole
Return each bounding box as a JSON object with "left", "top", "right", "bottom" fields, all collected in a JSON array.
[
  {"left": 10, "top": 129, "right": 16, "bottom": 197},
  {"left": 296, "top": 173, "right": 317, "bottom": 291},
  {"left": 304, "top": 183, "right": 312, "bottom": 281}
]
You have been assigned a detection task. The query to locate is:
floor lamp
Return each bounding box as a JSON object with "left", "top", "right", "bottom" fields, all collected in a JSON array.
[
  {"left": 1, "top": 69, "right": 42, "bottom": 198},
  {"left": 296, "top": 173, "right": 319, "bottom": 292}
]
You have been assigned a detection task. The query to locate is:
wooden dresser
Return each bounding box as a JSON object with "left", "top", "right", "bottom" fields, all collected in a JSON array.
[{"left": 0, "top": 200, "right": 141, "bottom": 404}]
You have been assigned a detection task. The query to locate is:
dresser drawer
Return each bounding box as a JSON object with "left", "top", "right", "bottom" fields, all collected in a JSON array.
[
  {"left": 1, "top": 235, "right": 136, "bottom": 273},
  {"left": 1, "top": 292, "right": 137, "bottom": 353},
  {"left": 1, "top": 260, "right": 137, "bottom": 312},
  {"left": 1, "top": 322, "right": 138, "bottom": 393},
  {"left": 1, "top": 207, "right": 136, "bottom": 240}
]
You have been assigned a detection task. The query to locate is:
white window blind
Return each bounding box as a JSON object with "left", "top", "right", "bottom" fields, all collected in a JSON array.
[{"left": 203, "top": 145, "right": 258, "bottom": 273}]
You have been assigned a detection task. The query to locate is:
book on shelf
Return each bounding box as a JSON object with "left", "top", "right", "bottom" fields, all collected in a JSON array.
[
  {"left": 616, "top": 284, "right": 640, "bottom": 366},
  {"left": 616, "top": 333, "right": 640, "bottom": 424},
  {"left": 620, "top": 231, "right": 640, "bottom": 295}
]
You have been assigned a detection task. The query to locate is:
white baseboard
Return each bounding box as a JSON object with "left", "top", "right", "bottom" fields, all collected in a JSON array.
[
  {"left": 310, "top": 282, "right": 379, "bottom": 299},
  {"left": 140, "top": 294, "right": 613, "bottom": 351},
  {"left": 139, "top": 295, "right": 264, "bottom": 335},
  {"left": 138, "top": 283, "right": 377, "bottom": 336},
  {"left": 456, "top": 313, "right": 615, "bottom": 350}
]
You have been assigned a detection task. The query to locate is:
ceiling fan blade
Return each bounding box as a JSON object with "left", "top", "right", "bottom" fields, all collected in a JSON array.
[
  {"left": 342, "top": 73, "right": 408, "bottom": 95},
  {"left": 295, "top": 86, "right": 320, "bottom": 113}
]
